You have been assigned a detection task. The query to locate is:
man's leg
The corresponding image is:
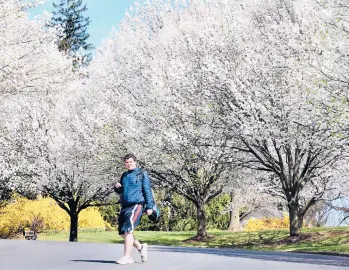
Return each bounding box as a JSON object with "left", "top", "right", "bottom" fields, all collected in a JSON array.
[
  {"left": 116, "top": 233, "right": 133, "bottom": 264},
  {"left": 133, "top": 237, "right": 142, "bottom": 250},
  {"left": 116, "top": 233, "right": 134, "bottom": 264},
  {"left": 117, "top": 204, "right": 147, "bottom": 263},
  {"left": 122, "top": 232, "right": 148, "bottom": 262},
  {"left": 120, "top": 233, "right": 142, "bottom": 252},
  {"left": 134, "top": 234, "right": 148, "bottom": 262},
  {"left": 124, "top": 232, "right": 134, "bottom": 257}
]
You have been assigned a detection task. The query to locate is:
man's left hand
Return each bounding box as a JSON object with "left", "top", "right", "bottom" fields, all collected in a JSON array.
[{"left": 146, "top": 209, "right": 153, "bottom": 216}]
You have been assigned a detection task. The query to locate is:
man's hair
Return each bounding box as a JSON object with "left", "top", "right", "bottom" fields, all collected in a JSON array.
[{"left": 123, "top": 154, "right": 137, "bottom": 162}]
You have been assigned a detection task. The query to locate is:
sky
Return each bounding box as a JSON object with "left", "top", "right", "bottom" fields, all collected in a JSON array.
[{"left": 29, "top": 0, "right": 138, "bottom": 51}]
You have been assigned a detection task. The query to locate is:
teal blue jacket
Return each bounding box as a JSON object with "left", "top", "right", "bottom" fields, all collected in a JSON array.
[{"left": 114, "top": 168, "right": 154, "bottom": 210}]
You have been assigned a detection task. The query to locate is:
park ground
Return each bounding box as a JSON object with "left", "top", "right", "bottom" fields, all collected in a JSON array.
[
  {"left": 37, "top": 227, "right": 349, "bottom": 256},
  {"left": 3, "top": 239, "right": 349, "bottom": 270}
]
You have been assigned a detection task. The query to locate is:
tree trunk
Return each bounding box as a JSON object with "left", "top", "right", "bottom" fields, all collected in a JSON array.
[
  {"left": 69, "top": 212, "right": 78, "bottom": 242},
  {"left": 166, "top": 206, "right": 171, "bottom": 232},
  {"left": 289, "top": 204, "right": 303, "bottom": 236},
  {"left": 196, "top": 204, "right": 207, "bottom": 238},
  {"left": 228, "top": 191, "right": 241, "bottom": 231},
  {"left": 228, "top": 206, "right": 241, "bottom": 232}
]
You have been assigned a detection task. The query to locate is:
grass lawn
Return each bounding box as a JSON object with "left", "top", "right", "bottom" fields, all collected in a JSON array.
[{"left": 38, "top": 227, "right": 349, "bottom": 255}]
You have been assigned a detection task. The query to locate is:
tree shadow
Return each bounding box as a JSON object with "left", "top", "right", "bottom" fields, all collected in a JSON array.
[
  {"left": 71, "top": 259, "right": 142, "bottom": 264},
  {"left": 149, "top": 246, "right": 349, "bottom": 267},
  {"left": 71, "top": 259, "right": 116, "bottom": 264}
]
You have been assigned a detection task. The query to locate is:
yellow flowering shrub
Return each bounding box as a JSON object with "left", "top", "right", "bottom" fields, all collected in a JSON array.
[
  {"left": 79, "top": 207, "right": 106, "bottom": 229},
  {"left": 0, "top": 196, "right": 107, "bottom": 238},
  {"left": 244, "top": 214, "right": 289, "bottom": 232}
]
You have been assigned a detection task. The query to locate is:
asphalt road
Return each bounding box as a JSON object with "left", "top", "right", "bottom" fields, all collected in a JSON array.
[{"left": 1, "top": 240, "right": 349, "bottom": 270}]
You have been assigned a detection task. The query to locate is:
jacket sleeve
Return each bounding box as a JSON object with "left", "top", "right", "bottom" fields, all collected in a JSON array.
[
  {"left": 113, "top": 186, "right": 122, "bottom": 194},
  {"left": 113, "top": 173, "right": 125, "bottom": 194},
  {"left": 142, "top": 171, "right": 154, "bottom": 210}
]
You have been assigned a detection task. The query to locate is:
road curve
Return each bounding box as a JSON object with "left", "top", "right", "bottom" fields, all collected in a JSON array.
[{"left": 1, "top": 240, "right": 349, "bottom": 270}]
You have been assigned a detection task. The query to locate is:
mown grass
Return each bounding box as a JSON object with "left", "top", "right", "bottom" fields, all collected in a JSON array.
[{"left": 38, "top": 227, "right": 349, "bottom": 255}]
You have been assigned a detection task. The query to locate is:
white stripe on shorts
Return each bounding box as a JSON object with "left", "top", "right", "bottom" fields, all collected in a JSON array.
[{"left": 129, "top": 204, "right": 138, "bottom": 233}]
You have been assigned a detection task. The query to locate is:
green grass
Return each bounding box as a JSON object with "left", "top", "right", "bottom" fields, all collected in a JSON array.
[{"left": 38, "top": 227, "right": 349, "bottom": 255}]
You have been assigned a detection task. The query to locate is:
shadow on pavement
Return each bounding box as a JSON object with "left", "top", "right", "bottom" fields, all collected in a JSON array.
[
  {"left": 72, "top": 260, "right": 116, "bottom": 264},
  {"left": 72, "top": 259, "right": 142, "bottom": 265},
  {"left": 149, "top": 246, "right": 349, "bottom": 267}
]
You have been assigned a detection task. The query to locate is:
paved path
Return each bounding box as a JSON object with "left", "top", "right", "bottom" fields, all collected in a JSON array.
[{"left": 1, "top": 240, "right": 349, "bottom": 270}]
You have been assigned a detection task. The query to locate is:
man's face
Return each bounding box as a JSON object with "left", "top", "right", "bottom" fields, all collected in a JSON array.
[{"left": 125, "top": 158, "right": 136, "bottom": 171}]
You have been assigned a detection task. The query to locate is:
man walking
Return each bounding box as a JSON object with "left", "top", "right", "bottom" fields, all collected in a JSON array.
[{"left": 114, "top": 154, "right": 154, "bottom": 265}]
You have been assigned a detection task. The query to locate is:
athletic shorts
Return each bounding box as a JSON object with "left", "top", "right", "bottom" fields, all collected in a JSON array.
[{"left": 118, "top": 204, "right": 144, "bottom": 235}]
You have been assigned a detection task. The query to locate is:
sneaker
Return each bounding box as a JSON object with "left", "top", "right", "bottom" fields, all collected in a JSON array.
[
  {"left": 139, "top": 243, "right": 148, "bottom": 262},
  {"left": 116, "top": 256, "right": 134, "bottom": 265}
]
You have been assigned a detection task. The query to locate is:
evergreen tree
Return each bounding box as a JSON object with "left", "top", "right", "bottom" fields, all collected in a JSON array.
[{"left": 49, "top": 0, "right": 94, "bottom": 68}]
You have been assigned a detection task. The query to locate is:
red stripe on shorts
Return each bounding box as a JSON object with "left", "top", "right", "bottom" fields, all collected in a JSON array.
[{"left": 132, "top": 204, "right": 142, "bottom": 223}]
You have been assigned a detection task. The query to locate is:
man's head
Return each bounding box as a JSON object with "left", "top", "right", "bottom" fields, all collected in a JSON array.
[{"left": 124, "top": 154, "right": 137, "bottom": 171}]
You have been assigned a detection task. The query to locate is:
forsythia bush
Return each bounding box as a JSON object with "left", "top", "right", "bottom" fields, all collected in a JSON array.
[
  {"left": 244, "top": 214, "right": 289, "bottom": 232},
  {"left": 0, "top": 195, "right": 106, "bottom": 238}
]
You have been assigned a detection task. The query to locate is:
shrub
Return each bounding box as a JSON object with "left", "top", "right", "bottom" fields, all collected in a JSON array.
[
  {"left": 0, "top": 195, "right": 107, "bottom": 238},
  {"left": 244, "top": 214, "right": 289, "bottom": 232},
  {"left": 136, "top": 193, "right": 230, "bottom": 231}
]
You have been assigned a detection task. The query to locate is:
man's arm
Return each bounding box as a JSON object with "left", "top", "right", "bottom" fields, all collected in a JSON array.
[
  {"left": 142, "top": 171, "right": 154, "bottom": 210},
  {"left": 113, "top": 184, "right": 123, "bottom": 194},
  {"left": 114, "top": 173, "right": 125, "bottom": 194}
]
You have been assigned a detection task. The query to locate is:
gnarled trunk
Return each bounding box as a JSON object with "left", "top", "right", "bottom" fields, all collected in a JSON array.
[
  {"left": 228, "top": 191, "right": 241, "bottom": 231},
  {"left": 289, "top": 203, "right": 303, "bottom": 236},
  {"left": 69, "top": 213, "right": 78, "bottom": 242},
  {"left": 68, "top": 200, "right": 78, "bottom": 242},
  {"left": 196, "top": 203, "right": 207, "bottom": 238},
  {"left": 228, "top": 206, "right": 241, "bottom": 232}
]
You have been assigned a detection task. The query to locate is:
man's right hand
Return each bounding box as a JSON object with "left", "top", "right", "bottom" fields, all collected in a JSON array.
[{"left": 115, "top": 182, "right": 122, "bottom": 188}]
